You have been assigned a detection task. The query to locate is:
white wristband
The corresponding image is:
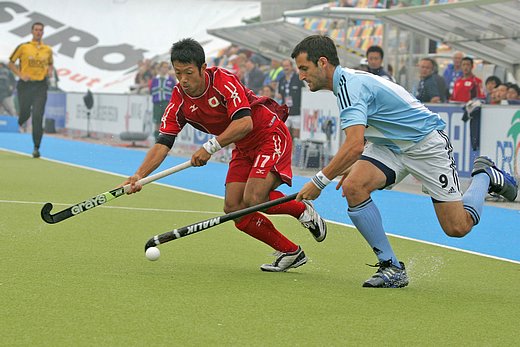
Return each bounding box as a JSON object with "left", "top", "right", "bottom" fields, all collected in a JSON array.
[
  {"left": 202, "top": 137, "right": 222, "bottom": 155},
  {"left": 311, "top": 170, "right": 331, "bottom": 190}
]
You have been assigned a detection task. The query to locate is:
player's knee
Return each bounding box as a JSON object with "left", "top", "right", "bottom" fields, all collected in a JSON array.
[
  {"left": 242, "top": 193, "right": 268, "bottom": 208},
  {"left": 342, "top": 178, "right": 366, "bottom": 201},
  {"left": 442, "top": 224, "right": 470, "bottom": 238},
  {"left": 223, "top": 202, "right": 240, "bottom": 214}
]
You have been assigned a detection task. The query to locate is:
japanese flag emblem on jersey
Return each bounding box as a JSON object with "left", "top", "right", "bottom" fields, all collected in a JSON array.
[{"left": 208, "top": 96, "right": 220, "bottom": 108}]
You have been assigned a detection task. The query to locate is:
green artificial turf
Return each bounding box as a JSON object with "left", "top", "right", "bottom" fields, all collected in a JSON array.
[{"left": 1, "top": 150, "right": 519, "bottom": 346}]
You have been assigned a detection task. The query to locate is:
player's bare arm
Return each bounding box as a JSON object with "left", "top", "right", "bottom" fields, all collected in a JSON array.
[
  {"left": 297, "top": 124, "right": 365, "bottom": 201},
  {"left": 192, "top": 116, "right": 253, "bottom": 166},
  {"left": 214, "top": 116, "right": 253, "bottom": 148},
  {"left": 123, "top": 143, "right": 170, "bottom": 193}
]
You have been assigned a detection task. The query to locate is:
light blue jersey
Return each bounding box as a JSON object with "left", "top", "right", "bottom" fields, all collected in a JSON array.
[{"left": 332, "top": 66, "right": 446, "bottom": 153}]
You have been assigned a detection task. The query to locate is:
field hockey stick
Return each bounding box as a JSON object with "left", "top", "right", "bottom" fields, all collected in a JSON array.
[
  {"left": 41, "top": 160, "right": 192, "bottom": 224},
  {"left": 145, "top": 193, "right": 298, "bottom": 250}
]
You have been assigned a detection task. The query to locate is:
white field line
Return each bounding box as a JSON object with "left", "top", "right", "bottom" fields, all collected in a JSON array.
[
  {"left": 2, "top": 148, "right": 519, "bottom": 265},
  {"left": 2, "top": 198, "right": 519, "bottom": 265},
  {"left": 325, "top": 219, "right": 520, "bottom": 265}
]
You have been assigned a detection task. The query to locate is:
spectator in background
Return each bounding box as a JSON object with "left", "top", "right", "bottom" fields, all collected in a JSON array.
[
  {"left": 484, "top": 75, "right": 501, "bottom": 104},
  {"left": 450, "top": 57, "right": 484, "bottom": 102},
  {"left": 261, "top": 84, "right": 282, "bottom": 104},
  {"left": 277, "top": 59, "right": 305, "bottom": 139},
  {"left": 488, "top": 85, "right": 504, "bottom": 105},
  {"left": 431, "top": 59, "right": 447, "bottom": 102},
  {"left": 225, "top": 54, "right": 240, "bottom": 76},
  {"left": 260, "top": 84, "right": 275, "bottom": 98},
  {"left": 506, "top": 83, "right": 520, "bottom": 104},
  {"left": 238, "top": 53, "right": 249, "bottom": 80},
  {"left": 356, "top": 59, "right": 370, "bottom": 72},
  {"left": 263, "top": 59, "right": 284, "bottom": 92},
  {"left": 8, "top": 22, "right": 53, "bottom": 158},
  {"left": 243, "top": 55, "right": 265, "bottom": 94},
  {"left": 414, "top": 57, "right": 443, "bottom": 103},
  {"left": 133, "top": 59, "right": 153, "bottom": 94},
  {"left": 150, "top": 61, "right": 177, "bottom": 140},
  {"left": 495, "top": 83, "right": 509, "bottom": 104},
  {"left": 443, "top": 51, "right": 464, "bottom": 99},
  {"left": 0, "top": 62, "right": 17, "bottom": 115},
  {"left": 365, "top": 45, "right": 396, "bottom": 83}
]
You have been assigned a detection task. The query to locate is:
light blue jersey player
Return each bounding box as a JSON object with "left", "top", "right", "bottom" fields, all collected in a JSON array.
[
  {"left": 291, "top": 35, "right": 518, "bottom": 288},
  {"left": 333, "top": 67, "right": 445, "bottom": 153}
]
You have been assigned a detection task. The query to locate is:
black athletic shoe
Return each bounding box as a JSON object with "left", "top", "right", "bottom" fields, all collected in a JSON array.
[
  {"left": 363, "top": 260, "right": 409, "bottom": 288},
  {"left": 472, "top": 156, "right": 518, "bottom": 201},
  {"left": 32, "top": 148, "right": 40, "bottom": 158}
]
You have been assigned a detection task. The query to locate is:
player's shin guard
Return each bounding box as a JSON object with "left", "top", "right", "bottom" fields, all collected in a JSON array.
[
  {"left": 264, "top": 191, "right": 306, "bottom": 218},
  {"left": 234, "top": 212, "right": 298, "bottom": 253}
]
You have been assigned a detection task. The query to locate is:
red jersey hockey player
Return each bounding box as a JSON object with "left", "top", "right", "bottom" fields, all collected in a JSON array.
[{"left": 122, "top": 38, "right": 326, "bottom": 271}]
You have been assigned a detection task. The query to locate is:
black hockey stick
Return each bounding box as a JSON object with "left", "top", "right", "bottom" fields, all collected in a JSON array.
[
  {"left": 41, "top": 161, "right": 192, "bottom": 224},
  {"left": 144, "top": 193, "right": 298, "bottom": 251}
]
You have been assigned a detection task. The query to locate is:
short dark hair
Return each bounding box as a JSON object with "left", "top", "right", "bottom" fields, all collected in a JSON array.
[
  {"left": 366, "top": 45, "right": 384, "bottom": 59},
  {"left": 263, "top": 84, "right": 274, "bottom": 93},
  {"left": 32, "top": 22, "right": 44, "bottom": 29},
  {"left": 508, "top": 83, "right": 520, "bottom": 94},
  {"left": 462, "top": 57, "right": 474, "bottom": 65},
  {"left": 419, "top": 57, "right": 439, "bottom": 73},
  {"left": 291, "top": 35, "right": 340, "bottom": 66},
  {"left": 170, "top": 38, "right": 205, "bottom": 71},
  {"left": 485, "top": 75, "right": 502, "bottom": 86},
  {"left": 420, "top": 57, "right": 435, "bottom": 67}
]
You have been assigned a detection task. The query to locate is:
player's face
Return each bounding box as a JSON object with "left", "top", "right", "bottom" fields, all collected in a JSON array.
[
  {"left": 367, "top": 52, "right": 382, "bottom": 69},
  {"left": 173, "top": 61, "right": 206, "bottom": 97},
  {"left": 32, "top": 24, "right": 44, "bottom": 42},
  {"left": 295, "top": 53, "right": 326, "bottom": 92}
]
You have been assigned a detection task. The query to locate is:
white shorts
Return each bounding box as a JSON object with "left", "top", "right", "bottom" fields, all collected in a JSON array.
[{"left": 361, "top": 130, "right": 462, "bottom": 202}]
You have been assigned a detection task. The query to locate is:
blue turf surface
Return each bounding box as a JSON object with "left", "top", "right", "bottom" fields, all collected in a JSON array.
[{"left": 2, "top": 133, "right": 519, "bottom": 262}]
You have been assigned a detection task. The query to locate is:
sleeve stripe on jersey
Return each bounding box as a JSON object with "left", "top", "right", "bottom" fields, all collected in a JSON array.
[
  {"left": 338, "top": 75, "right": 351, "bottom": 109},
  {"left": 9, "top": 42, "right": 27, "bottom": 62},
  {"left": 163, "top": 100, "right": 176, "bottom": 118}
]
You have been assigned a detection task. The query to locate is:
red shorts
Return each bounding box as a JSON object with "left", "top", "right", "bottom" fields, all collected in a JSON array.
[{"left": 226, "top": 123, "right": 293, "bottom": 186}]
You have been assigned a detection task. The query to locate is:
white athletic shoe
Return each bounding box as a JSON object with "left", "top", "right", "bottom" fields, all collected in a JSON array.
[
  {"left": 260, "top": 246, "right": 307, "bottom": 272},
  {"left": 299, "top": 200, "right": 327, "bottom": 242}
]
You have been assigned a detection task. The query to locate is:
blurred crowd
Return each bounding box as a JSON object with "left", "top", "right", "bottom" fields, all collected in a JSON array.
[{"left": 130, "top": 44, "right": 520, "bottom": 133}]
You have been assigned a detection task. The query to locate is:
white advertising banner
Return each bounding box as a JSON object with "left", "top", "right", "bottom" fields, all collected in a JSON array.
[
  {"left": 300, "top": 90, "right": 341, "bottom": 155},
  {"left": 480, "top": 105, "right": 520, "bottom": 178},
  {"left": 0, "top": 0, "right": 260, "bottom": 93},
  {"left": 66, "top": 92, "right": 152, "bottom": 136}
]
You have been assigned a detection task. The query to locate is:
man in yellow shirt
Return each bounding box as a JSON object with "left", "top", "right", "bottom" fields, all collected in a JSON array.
[{"left": 9, "top": 22, "right": 53, "bottom": 158}]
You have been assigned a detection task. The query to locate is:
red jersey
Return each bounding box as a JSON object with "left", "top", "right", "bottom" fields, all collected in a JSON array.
[
  {"left": 450, "top": 75, "right": 485, "bottom": 102},
  {"left": 160, "top": 66, "right": 288, "bottom": 149}
]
